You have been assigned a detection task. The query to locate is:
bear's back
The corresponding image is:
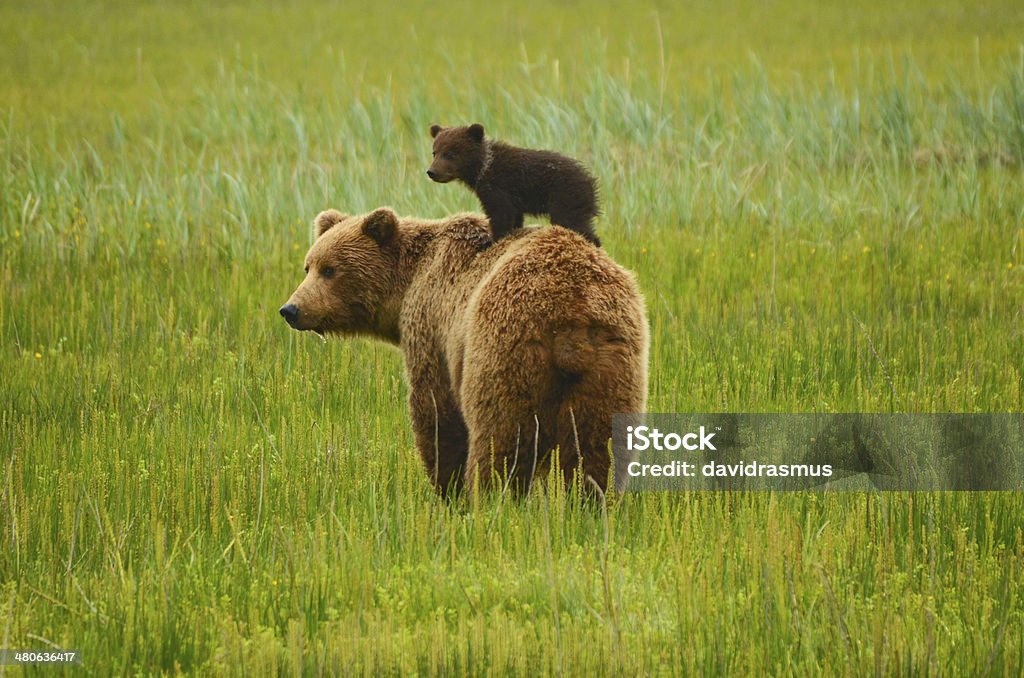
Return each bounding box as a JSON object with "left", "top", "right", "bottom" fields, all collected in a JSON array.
[
  {"left": 459, "top": 226, "right": 646, "bottom": 371},
  {"left": 405, "top": 220, "right": 646, "bottom": 382}
]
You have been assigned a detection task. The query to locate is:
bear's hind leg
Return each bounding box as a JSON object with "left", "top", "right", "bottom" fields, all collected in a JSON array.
[
  {"left": 465, "top": 414, "right": 555, "bottom": 495},
  {"left": 460, "top": 345, "right": 557, "bottom": 495},
  {"left": 552, "top": 341, "right": 646, "bottom": 494},
  {"left": 549, "top": 205, "right": 601, "bottom": 247}
]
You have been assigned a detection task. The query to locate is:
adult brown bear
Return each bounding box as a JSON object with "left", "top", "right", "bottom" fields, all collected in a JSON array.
[{"left": 280, "top": 208, "right": 648, "bottom": 496}]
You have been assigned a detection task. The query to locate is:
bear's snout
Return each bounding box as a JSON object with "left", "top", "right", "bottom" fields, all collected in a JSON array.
[
  {"left": 279, "top": 303, "right": 299, "bottom": 327},
  {"left": 426, "top": 165, "right": 454, "bottom": 183}
]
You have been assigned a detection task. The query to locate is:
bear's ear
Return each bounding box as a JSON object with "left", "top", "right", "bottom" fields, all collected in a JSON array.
[
  {"left": 362, "top": 207, "right": 398, "bottom": 246},
  {"left": 467, "top": 123, "right": 485, "bottom": 142},
  {"left": 429, "top": 124, "right": 442, "bottom": 138},
  {"left": 315, "top": 209, "right": 347, "bottom": 237}
]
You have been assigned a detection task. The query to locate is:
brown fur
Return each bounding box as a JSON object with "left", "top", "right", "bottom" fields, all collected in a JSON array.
[
  {"left": 281, "top": 208, "right": 648, "bottom": 496},
  {"left": 427, "top": 123, "right": 602, "bottom": 246}
]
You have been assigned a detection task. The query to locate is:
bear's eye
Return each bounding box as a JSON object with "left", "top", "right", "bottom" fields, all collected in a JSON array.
[
  {"left": 304, "top": 264, "right": 309, "bottom": 274},
  {"left": 321, "top": 266, "right": 336, "bottom": 279},
  {"left": 442, "top": 151, "right": 454, "bottom": 161}
]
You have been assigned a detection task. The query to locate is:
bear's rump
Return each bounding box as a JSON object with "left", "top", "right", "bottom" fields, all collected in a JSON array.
[{"left": 462, "top": 264, "right": 642, "bottom": 388}]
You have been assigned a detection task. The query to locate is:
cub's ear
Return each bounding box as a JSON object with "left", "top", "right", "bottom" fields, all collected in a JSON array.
[
  {"left": 429, "top": 124, "right": 443, "bottom": 138},
  {"left": 467, "top": 123, "right": 485, "bottom": 142},
  {"left": 362, "top": 207, "right": 398, "bottom": 246},
  {"left": 314, "top": 209, "right": 347, "bottom": 237}
]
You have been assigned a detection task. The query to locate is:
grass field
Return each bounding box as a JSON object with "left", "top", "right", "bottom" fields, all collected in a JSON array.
[{"left": 2, "top": 0, "right": 1024, "bottom": 674}]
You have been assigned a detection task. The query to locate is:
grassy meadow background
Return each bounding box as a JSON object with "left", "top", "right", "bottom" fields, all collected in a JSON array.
[{"left": 2, "top": 0, "right": 1024, "bottom": 673}]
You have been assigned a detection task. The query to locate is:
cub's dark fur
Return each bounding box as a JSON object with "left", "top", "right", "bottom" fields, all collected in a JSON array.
[{"left": 427, "top": 123, "right": 601, "bottom": 246}]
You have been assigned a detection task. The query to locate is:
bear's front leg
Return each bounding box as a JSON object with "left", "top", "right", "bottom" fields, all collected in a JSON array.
[
  {"left": 478, "top": 191, "right": 520, "bottom": 243},
  {"left": 407, "top": 382, "right": 469, "bottom": 497}
]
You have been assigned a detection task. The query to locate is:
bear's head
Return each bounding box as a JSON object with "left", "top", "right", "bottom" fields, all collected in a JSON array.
[
  {"left": 280, "top": 208, "right": 403, "bottom": 341},
  {"left": 427, "top": 123, "right": 486, "bottom": 184}
]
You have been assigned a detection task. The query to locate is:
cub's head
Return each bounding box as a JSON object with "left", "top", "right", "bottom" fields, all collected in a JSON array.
[
  {"left": 279, "top": 208, "right": 402, "bottom": 340},
  {"left": 426, "top": 123, "right": 486, "bottom": 183}
]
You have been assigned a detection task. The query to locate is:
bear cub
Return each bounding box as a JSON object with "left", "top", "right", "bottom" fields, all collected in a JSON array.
[{"left": 427, "top": 123, "right": 601, "bottom": 246}]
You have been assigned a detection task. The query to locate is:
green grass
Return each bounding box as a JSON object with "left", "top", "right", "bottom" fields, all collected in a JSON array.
[{"left": 2, "top": 0, "right": 1024, "bottom": 674}]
